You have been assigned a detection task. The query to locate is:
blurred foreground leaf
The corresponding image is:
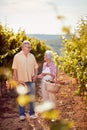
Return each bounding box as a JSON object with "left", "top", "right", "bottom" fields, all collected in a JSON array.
[
  {"left": 42, "top": 109, "right": 60, "bottom": 120},
  {"left": 17, "top": 95, "right": 34, "bottom": 106},
  {"left": 50, "top": 120, "right": 75, "bottom": 130}
]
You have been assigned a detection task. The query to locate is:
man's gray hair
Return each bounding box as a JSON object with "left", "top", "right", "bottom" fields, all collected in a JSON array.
[{"left": 22, "top": 40, "right": 31, "bottom": 47}]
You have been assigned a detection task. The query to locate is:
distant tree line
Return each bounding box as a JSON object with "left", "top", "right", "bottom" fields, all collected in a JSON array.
[{"left": 0, "top": 23, "right": 51, "bottom": 68}]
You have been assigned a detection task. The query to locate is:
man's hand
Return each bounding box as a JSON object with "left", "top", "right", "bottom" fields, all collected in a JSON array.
[{"left": 32, "top": 75, "right": 37, "bottom": 82}]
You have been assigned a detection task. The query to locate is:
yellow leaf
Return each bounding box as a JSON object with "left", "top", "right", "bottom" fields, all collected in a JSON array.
[{"left": 17, "top": 95, "right": 34, "bottom": 106}]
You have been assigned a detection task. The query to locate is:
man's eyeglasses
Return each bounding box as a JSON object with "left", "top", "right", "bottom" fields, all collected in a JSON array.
[{"left": 25, "top": 46, "right": 31, "bottom": 49}]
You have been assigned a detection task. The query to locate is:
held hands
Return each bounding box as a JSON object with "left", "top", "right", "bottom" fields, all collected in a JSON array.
[{"left": 32, "top": 75, "right": 38, "bottom": 82}]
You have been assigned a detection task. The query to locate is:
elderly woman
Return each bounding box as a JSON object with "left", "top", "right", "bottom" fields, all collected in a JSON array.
[{"left": 38, "top": 50, "right": 58, "bottom": 101}]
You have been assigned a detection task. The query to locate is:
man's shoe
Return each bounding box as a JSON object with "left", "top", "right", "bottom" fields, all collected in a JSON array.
[
  {"left": 30, "top": 114, "right": 37, "bottom": 119},
  {"left": 20, "top": 115, "right": 25, "bottom": 120}
]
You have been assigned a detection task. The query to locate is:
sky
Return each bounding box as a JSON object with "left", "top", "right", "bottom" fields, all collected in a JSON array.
[{"left": 0, "top": 0, "right": 87, "bottom": 34}]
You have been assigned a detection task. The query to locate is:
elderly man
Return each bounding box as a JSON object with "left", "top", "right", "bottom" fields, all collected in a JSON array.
[{"left": 12, "top": 40, "right": 38, "bottom": 120}]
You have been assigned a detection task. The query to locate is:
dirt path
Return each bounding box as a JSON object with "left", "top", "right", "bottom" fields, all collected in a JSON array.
[{"left": 0, "top": 72, "right": 87, "bottom": 130}]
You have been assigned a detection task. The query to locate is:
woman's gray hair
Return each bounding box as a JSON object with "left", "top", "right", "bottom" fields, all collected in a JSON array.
[
  {"left": 22, "top": 40, "right": 31, "bottom": 47},
  {"left": 45, "top": 50, "right": 53, "bottom": 60}
]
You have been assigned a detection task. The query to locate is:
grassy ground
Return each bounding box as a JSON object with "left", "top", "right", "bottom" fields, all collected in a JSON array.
[{"left": 0, "top": 71, "right": 87, "bottom": 130}]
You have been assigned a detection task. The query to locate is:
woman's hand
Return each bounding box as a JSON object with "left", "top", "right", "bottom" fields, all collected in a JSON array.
[{"left": 38, "top": 74, "right": 44, "bottom": 78}]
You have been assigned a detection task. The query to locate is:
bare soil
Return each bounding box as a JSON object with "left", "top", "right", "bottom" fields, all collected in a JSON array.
[{"left": 0, "top": 71, "right": 87, "bottom": 130}]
